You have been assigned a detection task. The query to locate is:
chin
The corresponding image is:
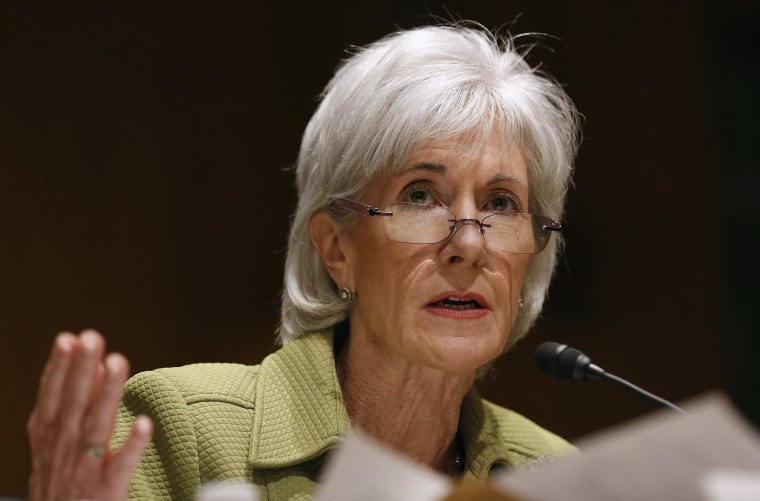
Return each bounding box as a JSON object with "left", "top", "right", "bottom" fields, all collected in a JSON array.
[{"left": 414, "top": 327, "right": 507, "bottom": 374}]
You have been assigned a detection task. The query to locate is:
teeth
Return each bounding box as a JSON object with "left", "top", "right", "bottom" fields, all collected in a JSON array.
[
  {"left": 433, "top": 296, "right": 482, "bottom": 310},
  {"left": 438, "top": 300, "right": 478, "bottom": 310}
]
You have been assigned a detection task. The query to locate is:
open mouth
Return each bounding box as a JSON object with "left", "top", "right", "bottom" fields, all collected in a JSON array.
[{"left": 429, "top": 297, "right": 484, "bottom": 311}]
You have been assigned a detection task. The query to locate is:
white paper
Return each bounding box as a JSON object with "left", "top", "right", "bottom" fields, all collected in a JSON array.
[
  {"left": 494, "top": 393, "right": 760, "bottom": 501},
  {"left": 197, "top": 482, "right": 259, "bottom": 501},
  {"left": 702, "top": 469, "right": 760, "bottom": 501},
  {"left": 314, "top": 429, "right": 452, "bottom": 501}
]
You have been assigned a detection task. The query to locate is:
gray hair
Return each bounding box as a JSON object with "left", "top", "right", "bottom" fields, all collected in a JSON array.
[{"left": 278, "top": 25, "right": 580, "bottom": 349}]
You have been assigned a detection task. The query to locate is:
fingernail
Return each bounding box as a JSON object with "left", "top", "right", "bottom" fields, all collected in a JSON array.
[
  {"left": 80, "top": 330, "right": 102, "bottom": 351},
  {"left": 56, "top": 335, "right": 73, "bottom": 354},
  {"left": 136, "top": 415, "right": 153, "bottom": 435},
  {"left": 105, "top": 355, "right": 121, "bottom": 376}
]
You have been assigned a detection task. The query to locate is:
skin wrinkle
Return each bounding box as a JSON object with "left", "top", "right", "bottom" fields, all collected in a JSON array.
[
  {"left": 313, "top": 134, "right": 530, "bottom": 474},
  {"left": 337, "top": 340, "right": 473, "bottom": 472}
]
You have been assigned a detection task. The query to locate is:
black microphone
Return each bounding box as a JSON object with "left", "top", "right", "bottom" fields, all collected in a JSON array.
[{"left": 534, "top": 342, "right": 686, "bottom": 414}]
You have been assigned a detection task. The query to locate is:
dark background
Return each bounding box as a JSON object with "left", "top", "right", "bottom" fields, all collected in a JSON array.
[{"left": 2, "top": 1, "right": 758, "bottom": 496}]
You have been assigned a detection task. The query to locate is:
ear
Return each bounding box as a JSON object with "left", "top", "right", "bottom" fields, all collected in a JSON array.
[{"left": 309, "top": 210, "right": 353, "bottom": 288}]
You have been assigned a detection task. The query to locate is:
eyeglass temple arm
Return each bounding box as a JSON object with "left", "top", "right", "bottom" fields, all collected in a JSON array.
[
  {"left": 544, "top": 222, "right": 562, "bottom": 232},
  {"left": 334, "top": 198, "right": 393, "bottom": 217}
]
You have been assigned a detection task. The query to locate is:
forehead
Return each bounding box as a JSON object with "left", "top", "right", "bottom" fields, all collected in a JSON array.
[{"left": 393, "top": 134, "right": 529, "bottom": 187}]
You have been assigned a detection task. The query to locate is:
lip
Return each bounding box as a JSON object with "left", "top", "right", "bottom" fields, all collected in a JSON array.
[{"left": 425, "top": 305, "right": 489, "bottom": 319}]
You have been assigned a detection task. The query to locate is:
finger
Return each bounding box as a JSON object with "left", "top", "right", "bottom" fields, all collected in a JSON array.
[
  {"left": 48, "top": 330, "right": 106, "bottom": 496},
  {"left": 28, "top": 332, "right": 77, "bottom": 498},
  {"left": 72, "top": 353, "right": 129, "bottom": 488},
  {"left": 88, "top": 359, "right": 107, "bottom": 407},
  {"left": 28, "top": 464, "right": 47, "bottom": 501},
  {"left": 31, "top": 332, "right": 77, "bottom": 427},
  {"left": 59, "top": 330, "right": 106, "bottom": 426},
  {"left": 105, "top": 415, "right": 153, "bottom": 501},
  {"left": 81, "top": 353, "right": 129, "bottom": 450}
]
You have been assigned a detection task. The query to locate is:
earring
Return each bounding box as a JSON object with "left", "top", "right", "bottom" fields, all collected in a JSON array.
[
  {"left": 338, "top": 286, "right": 354, "bottom": 303},
  {"left": 519, "top": 297, "right": 524, "bottom": 309}
]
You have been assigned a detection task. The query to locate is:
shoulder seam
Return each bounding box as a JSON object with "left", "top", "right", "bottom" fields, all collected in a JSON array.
[{"left": 185, "top": 394, "right": 256, "bottom": 410}]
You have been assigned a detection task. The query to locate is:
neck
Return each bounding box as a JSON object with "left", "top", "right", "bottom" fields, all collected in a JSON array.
[{"left": 336, "top": 332, "right": 475, "bottom": 475}]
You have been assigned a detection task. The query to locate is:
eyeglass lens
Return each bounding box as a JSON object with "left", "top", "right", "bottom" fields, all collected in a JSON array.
[{"left": 383, "top": 203, "right": 551, "bottom": 254}]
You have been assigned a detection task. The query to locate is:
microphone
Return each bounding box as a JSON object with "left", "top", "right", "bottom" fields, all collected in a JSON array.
[{"left": 534, "top": 342, "right": 686, "bottom": 414}]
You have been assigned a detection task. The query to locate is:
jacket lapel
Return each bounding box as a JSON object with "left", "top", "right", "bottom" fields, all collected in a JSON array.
[{"left": 248, "top": 331, "right": 351, "bottom": 469}]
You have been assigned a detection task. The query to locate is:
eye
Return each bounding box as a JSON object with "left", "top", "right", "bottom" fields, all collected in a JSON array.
[
  {"left": 485, "top": 193, "right": 521, "bottom": 213},
  {"left": 401, "top": 183, "right": 437, "bottom": 205}
]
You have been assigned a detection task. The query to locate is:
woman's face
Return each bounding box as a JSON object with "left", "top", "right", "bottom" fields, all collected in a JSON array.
[{"left": 339, "top": 134, "right": 532, "bottom": 373}]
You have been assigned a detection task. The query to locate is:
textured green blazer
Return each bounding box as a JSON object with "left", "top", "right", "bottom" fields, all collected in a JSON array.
[{"left": 113, "top": 331, "right": 574, "bottom": 500}]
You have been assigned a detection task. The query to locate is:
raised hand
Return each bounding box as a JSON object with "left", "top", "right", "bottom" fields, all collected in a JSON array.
[{"left": 28, "top": 330, "right": 152, "bottom": 501}]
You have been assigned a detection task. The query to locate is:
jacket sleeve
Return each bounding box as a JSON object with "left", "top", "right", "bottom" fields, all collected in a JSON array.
[{"left": 112, "top": 370, "right": 201, "bottom": 501}]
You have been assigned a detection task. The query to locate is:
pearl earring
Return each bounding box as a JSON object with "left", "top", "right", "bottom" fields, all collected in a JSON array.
[{"left": 338, "top": 287, "right": 354, "bottom": 303}]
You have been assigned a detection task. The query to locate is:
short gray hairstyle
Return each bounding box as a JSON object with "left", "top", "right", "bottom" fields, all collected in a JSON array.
[{"left": 278, "top": 25, "right": 580, "bottom": 349}]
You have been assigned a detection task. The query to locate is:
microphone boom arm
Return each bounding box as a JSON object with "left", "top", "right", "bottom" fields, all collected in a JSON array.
[
  {"left": 534, "top": 341, "right": 687, "bottom": 414},
  {"left": 599, "top": 371, "right": 686, "bottom": 414}
]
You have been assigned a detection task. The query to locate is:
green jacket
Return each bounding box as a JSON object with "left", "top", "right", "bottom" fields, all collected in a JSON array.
[{"left": 113, "top": 331, "right": 574, "bottom": 501}]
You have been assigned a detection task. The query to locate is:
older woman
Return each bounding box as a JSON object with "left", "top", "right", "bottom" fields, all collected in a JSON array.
[{"left": 28, "top": 24, "right": 579, "bottom": 500}]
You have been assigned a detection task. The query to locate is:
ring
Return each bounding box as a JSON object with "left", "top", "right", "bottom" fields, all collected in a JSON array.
[{"left": 86, "top": 445, "right": 105, "bottom": 458}]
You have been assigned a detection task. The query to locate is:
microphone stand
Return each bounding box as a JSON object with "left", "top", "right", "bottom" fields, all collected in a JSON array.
[{"left": 597, "top": 371, "right": 687, "bottom": 414}]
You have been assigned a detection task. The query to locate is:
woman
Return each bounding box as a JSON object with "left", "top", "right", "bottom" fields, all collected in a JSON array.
[{"left": 28, "top": 24, "right": 580, "bottom": 500}]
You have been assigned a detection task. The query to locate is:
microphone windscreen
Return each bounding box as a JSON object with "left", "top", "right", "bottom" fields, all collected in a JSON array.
[
  {"left": 556, "top": 346, "right": 590, "bottom": 381},
  {"left": 535, "top": 342, "right": 591, "bottom": 381},
  {"left": 534, "top": 342, "right": 566, "bottom": 378}
]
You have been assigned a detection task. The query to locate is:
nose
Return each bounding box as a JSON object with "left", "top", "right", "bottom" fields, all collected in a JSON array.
[{"left": 439, "top": 218, "right": 488, "bottom": 267}]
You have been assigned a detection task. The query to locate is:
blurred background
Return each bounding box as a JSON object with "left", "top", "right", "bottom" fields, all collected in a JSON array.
[{"left": 1, "top": 0, "right": 758, "bottom": 496}]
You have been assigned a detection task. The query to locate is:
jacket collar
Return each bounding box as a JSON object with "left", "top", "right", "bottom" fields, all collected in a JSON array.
[
  {"left": 247, "top": 329, "right": 552, "bottom": 475},
  {"left": 248, "top": 330, "right": 350, "bottom": 468},
  {"left": 459, "top": 389, "right": 557, "bottom": 479}
]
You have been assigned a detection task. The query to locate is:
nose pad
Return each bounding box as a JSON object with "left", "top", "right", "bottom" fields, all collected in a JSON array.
[
  {"left": 446, "top": 219, "right": 488, "bottom": 249},
  {"left": 441, "top": 219, "right": 488, "bottom": 266},
  {"left": 448, "top": 218, "right": 487, "bottom": 236}
]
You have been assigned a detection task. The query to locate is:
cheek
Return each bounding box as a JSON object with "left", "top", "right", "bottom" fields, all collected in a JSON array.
[
  {"left": 497, "top": 255, "right": 531, "bottom": 322},
  {"left": 507, "top": 254, "right": 531, "bottom": 292},
  {"left": 349, "top": 237, "right": 428, "bottom": 310},
  {"left": 374, "top": 254, "right": 432, "bottom": 303}
]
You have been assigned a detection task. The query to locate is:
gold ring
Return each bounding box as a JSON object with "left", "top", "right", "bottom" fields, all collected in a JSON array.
[{"left": 86, "top": 445, "right": 105, "bottom": 458}]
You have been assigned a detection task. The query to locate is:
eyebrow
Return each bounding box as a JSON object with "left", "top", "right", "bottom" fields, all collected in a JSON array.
[
  {"left": 401, "top": 163, "right": 523, "bottom": 187},
  {"left": 486, "top": 174, "right": 523, "bottom": 187},
  {"left": 400, "top": 162, "right": 446, "bottom": 175}
]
